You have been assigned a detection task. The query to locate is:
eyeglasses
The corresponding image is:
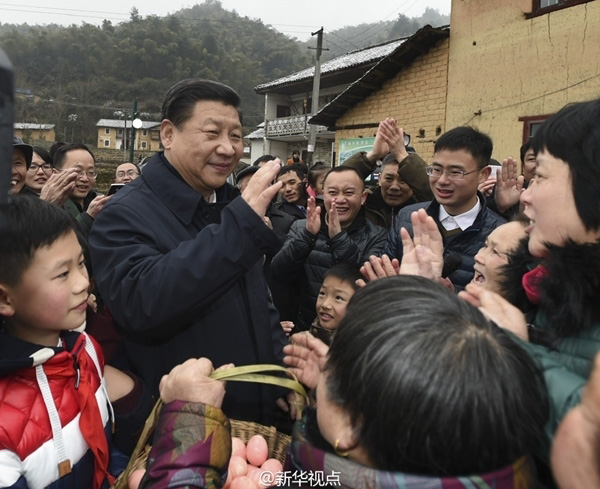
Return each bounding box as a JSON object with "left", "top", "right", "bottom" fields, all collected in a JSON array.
[
  {"left": 28, "top": 163, "right": 53, "bottom": 173},
  {"left": 61, "top": 167, "right": 97, "bottom": 179},
  {"left": 116, "top": 170, "right": 139, "bottom": 178},
  {"left": 425, "top": 165, "right": 481, "bottom": 181}
]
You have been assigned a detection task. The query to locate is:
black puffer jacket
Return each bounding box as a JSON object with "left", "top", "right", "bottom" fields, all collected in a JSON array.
[
  {"left": 383, "top": 193, "right": 505, "bottom": 288},
  {"left": 271, "top": 208, "right": 386, "bottom": 330}
]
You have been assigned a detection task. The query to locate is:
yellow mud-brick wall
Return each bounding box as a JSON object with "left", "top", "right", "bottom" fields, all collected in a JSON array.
[
  {"left": 446, "top": 0, "right": 600, "bottom": 161},
  {"left": 334, "top": 37, "right": 449, "bottom": 164}
]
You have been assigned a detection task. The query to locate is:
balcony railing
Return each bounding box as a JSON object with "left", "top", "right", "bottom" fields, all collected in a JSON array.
[{"left": 265, "top": 115, "right": 330, "bottom": 137}]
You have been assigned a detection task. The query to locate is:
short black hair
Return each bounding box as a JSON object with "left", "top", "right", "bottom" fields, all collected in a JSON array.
[
  {"left": 325, "top": 275, "right": 547, "bottom": 475},
  {"left": 235, "top": 165, "right": 259, "bottom": 185},
  {"left": 277, "top": 164, "right": 306, "bottom": 180},
  {"left": 161, "top": 78, "right": 242, "bottom": 129},
  {"left": 0, "top": 196, "right": 78, "bottom": 287},
  {"left": 434, "top": 126, "right": 493, "bottom": 169},
  {"left": 323, "top": 165, "right": 365, "bottom": 190},
  {"left": 532, "top": 98, "right": 600, "bottom": 231},
  {"left": 53, "top": 144, "right": 95, "bottom": 170},
  {"left": 381, "top": 153, "right": 402, "bottom": 168},
  {"left": 322, "top": 262, "right": 362, "bottom": 291},
  {"left": 252, "top": 154, "right": 275, "bottom": 167}
]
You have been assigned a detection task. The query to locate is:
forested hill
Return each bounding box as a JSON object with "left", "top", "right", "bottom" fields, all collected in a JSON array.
[
  {"left": 0, "top": 0, "right": 447, "bottom": 143},
  {"left": 310, "top": 7, "right": 449, "bottom": 61},
  {"left": 0, "top": 0, "right": 310, "bottom": 141}
]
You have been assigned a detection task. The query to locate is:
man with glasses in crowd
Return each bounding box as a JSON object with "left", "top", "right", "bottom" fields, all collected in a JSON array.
[
  {"left": 52, "top": 143, "right": 110, "bottom": 238},
  {"left": 383, "top": 126, "right": 505, "bottom": 289},
  {"left": 114, "top": 162, "right": 141, "bottom": 184}
]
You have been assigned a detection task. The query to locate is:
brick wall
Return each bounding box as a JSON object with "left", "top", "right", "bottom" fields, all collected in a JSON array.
[{"left": 335, "top": 38, "right": 449, "bottom": 163}]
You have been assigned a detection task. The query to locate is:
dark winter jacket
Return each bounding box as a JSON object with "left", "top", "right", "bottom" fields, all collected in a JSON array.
[
  {"left": 383, "top": 193, "right": 506, "bottom": 288},
  {"left": 63, "top": 190, "right": 97, "bottom": 240},
  {"left": 514, "top": 240, "right": 600, "bottom": 463},
  {"left": 271, "top": 208, "right": 387, "bottom": 331},
  {"left": 343, "top": 151, "right": 433, "bottom": 229},
  {"left": 88, "top": 153, "right": 288, "bottom": 424}
]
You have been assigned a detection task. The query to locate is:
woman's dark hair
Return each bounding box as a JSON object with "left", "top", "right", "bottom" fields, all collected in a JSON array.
[
  {"left": 33, "top": 146, "right": 53, "bottom": 167},
  {"left": 532, "top": 98, "right": 600, "bottom": 231},
  {"left": 161, "top": 78, "right": 242, "bottom": 128},
  {"left": 0, "top": 196, "right": 77, "bottom": 287},
  {"left": 520, "top": 139, "right": 533, "bottom": 164},
  {"left": 496, "top": 214, "right": 541, "bottom": 314},
  {"left": 324, "top": 275, "right": 548, "bottom": 475},
  {"left": 307, "top": 162, "right": 329, "bottom": 188}
]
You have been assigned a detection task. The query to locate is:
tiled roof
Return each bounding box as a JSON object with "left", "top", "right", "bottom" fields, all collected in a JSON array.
[
  {"left": 96, "top": 119, "right": 161, "bottom": 129},
  {"left": 245, "top": 127, "right": 264, "bottom": 140},
  {"left": 310, "top": 25, "right": 449, "bottom": 127},
  {"left": 255, "top": 38, "right": 406, "bottom": 91}
]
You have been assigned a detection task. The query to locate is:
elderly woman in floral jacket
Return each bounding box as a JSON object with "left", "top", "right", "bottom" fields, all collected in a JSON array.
[{"left": 138, "top": 276, "right": 547, "bottom": 489}]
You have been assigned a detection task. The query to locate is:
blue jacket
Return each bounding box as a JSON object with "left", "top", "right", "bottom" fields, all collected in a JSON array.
[
  {"left": 383, "top": 193, "right": 505, "bottom": 288},
  {"left": 88, "top": 153, "right": 287, "bottom": 424}
]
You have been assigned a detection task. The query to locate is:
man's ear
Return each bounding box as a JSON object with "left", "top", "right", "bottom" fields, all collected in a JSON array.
[
  {"left": 360, "top": 189, "right": 368, "bottom": 205},
  {"left": 479, "top": 165, "right": 492, "bottom": 183},
  {"left": 0, "top": 285, "right": 15, "bottom": 318},
  {"left": 160, "top": 120, "right": 175, "bottom": 150}
]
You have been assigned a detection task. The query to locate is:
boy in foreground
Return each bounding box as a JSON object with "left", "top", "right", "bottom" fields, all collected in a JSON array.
[{"left": 0, "top": 196, "right": 143, "bottom": 489}]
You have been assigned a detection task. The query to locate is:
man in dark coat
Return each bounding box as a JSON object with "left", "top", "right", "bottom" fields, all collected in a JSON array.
[
  {"left": 88, "top": 79, "right": 287, "bottom": 424},
  {"left": 384, "top": 126, "right": 505, "bottom": 289}
]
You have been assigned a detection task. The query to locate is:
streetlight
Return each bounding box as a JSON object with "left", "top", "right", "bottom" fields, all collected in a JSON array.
[
  {"left": 68, "top": 113, "right": 77, "bottom": 142},
  {"left": 130, "top": 117, "right": 142, "bottom": 163}
]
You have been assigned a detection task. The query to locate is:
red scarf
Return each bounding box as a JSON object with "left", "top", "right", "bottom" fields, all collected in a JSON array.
[
  {"left": 37, "top": 336, "right": 114, "bottom": 489},
  {"left": 522, "top": 265, "right": 549, "bottom": 305}
]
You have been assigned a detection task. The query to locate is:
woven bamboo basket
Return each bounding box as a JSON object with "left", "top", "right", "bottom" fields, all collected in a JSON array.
[
  {"left": 112, "top": 364, "right": 304, "bottom": 489},
  {"left": 230, "top": 419, "right": 291, "bottom": 464}
]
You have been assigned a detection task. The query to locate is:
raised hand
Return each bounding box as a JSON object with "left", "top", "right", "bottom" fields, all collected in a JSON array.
[
  {"left": 399, "top": 209, "right": 444, "bottom": 280},
  {"left": 86, "top": 194, "right": 111, "bottom": 219},
  {"left": 358, "top": 254, "right": 401, "bottom": 287},
  {"left": 306, "top": 196, "right": 321, "bottom": 236},
  {"left": 283, "top": 332, "right": 329, "bottom": 390},
  {"left": 327, "top": 199, "right": 342, "bottom": 238},
  {"left": 379, "top": 119, "right": 409, "bottom": 163},
  {"left": 242, "top": 159, "right": 283, "bottom": 217},
  {"left": 459, "top": 284, "right": 528, "bottom": 340},
  {"left": 40, "top": 167, "right": 78, "bottom": 206},
  {"left": 495, "top": 157, "right": 524, "bottom": 213}
]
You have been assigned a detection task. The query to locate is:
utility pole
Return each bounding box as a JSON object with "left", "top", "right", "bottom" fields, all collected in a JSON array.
[{"left": 306, "top": 27, "right": 323, "bottom": 168}]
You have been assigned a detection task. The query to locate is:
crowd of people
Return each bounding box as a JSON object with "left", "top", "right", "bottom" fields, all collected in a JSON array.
[{"left": 1, "top": 78, "right": 600, "bottom": 489}]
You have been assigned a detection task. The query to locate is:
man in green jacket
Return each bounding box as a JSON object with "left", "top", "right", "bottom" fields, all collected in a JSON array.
[{"left": 343, "top": 118, "right": 432, "bottom": 229}]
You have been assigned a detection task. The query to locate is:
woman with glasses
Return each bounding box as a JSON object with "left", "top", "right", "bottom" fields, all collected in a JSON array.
[{"left": 22, "top": 146, "right": 53, "bottom": 196}]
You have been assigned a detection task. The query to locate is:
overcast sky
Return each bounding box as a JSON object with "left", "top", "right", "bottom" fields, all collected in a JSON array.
[{"left": 1, "top": 0, "right": 451, "bottom": 41}]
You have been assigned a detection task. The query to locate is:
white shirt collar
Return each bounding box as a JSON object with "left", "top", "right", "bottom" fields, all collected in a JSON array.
[
  {"left": 439, "top": 198, "right": 481, "bottom": 231},
  {"left": 206, "top": 191, "right": 217, "bottom": 204}
]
